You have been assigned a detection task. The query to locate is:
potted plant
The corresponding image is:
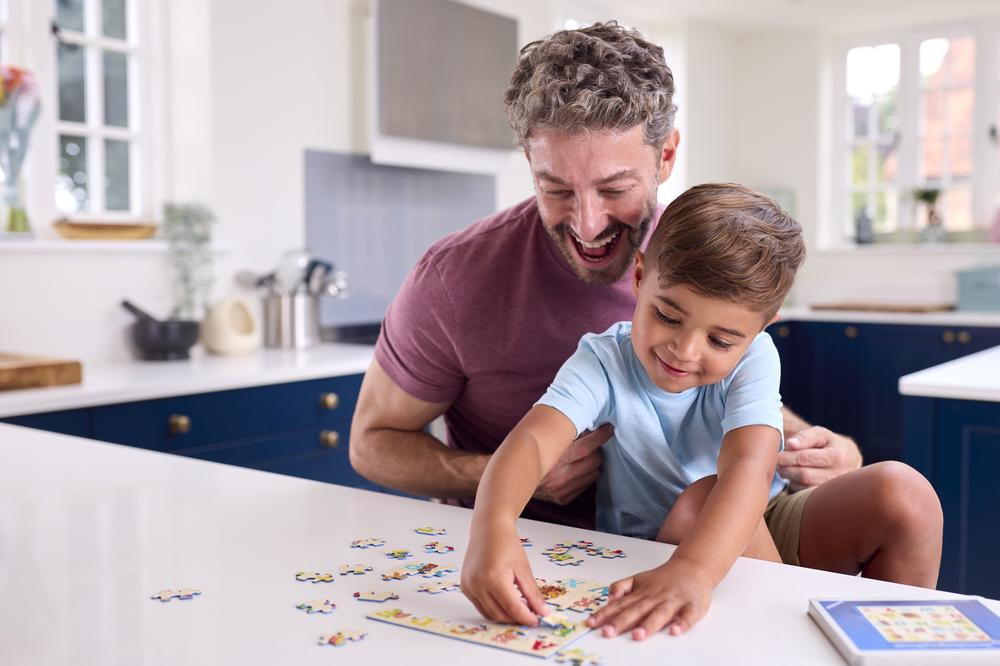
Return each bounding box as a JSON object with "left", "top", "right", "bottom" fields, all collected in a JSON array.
[{"left": 913, "top": 187, "right": 943, "bottom": 243}]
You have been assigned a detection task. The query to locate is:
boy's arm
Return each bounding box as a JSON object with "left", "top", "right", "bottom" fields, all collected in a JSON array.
[
  {"left": 463, "top": 405, "right": 580, "bottom": 625},
  {"left": 587, "top": 424, "right": 779, "bottom": 638}
]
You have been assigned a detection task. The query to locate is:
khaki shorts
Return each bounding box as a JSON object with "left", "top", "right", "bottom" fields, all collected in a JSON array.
[{"left": 764, "top": 486, "right": 817, "bottom": 566}]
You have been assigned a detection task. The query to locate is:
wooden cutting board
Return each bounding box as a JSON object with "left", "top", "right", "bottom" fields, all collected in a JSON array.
[
  {"left": 0, "top": 353, "right": 83, "bottom": 391},
  {"left": 811, "top": 302, "right": 955, "bottom": 313}
]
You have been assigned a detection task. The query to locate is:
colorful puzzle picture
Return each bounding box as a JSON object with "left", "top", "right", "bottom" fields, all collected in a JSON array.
[
  {"left": 536, "top": 578, "right": 610, "bottom": 614},
  {"left": 858, "top": 605, "right": 992, "bottom": 643},
  {"left": 367, "top": 607, "right": 590, "bottom": 658}
]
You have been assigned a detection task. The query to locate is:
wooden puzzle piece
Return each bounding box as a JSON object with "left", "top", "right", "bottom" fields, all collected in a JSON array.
[
  {"left": 535, "top": 578, "right": 609, "bottom": 613},
  {"left": 414, "top": 526, "right": 447, "bottom": 536},
  {"left": 296, "top": 571, "right": 335, "bottom": 583},
  {"left": 353, "top": 590, "right": 400, "bottom": 603},
  {"left": 385, "top": 549, "right": 412, "bottom": 560},
  {"left": 339, "top": 564, "right": 374, "bottom": 576},
  {"left": 520, "top": 537, "right": 532, "bottom": 547},
  {"left": 555, "top": 647, "right": 602, "bottom": 665},
  {"left": 351, "top": 537, "right": 385, "bottom": 549},
  {"left": 150, "top": 588, "right": 201, "bottom": 602},
  {"left": 317, "top": 630, "right": 367, "bottom": 647},
  {"left": 584, "top": 547, "right": 625, "bottom": 559},
  {"left": 549, "top": 554, "right": 584, "bottom": 566},
  {"left": 420, "top": 564, "right": 458, "bottom": 578},
  {"left": 424, "top": 541, "right": 455, "bottom": 554},
  {"left": 296, "top": 598, "right": 336, "bottom": 614},
  {"left": 417, "top": 579, "right": 460, "bottom": 594}
]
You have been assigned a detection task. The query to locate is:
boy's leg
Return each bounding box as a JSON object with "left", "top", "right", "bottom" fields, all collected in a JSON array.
[
  {"left": 796, "top": 461, "right": 942, "bottom": 588},
  {"left": 655, "top": 475, "right": 781, "bottom": 563}
]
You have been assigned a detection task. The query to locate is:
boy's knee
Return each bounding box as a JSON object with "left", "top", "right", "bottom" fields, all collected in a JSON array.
[
  {"left": 656, "top": 475, "right": 717, "bottom": 544},
  {"left": 867, "top": 461, "right": 942, "bottom": 536}
]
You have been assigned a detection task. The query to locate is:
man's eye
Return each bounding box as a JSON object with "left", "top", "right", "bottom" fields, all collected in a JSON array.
[
  {"left": 600, "top": 189, "right": 626, "bottom": 197},
  {"left": 655, "top": 310, "right": 679, "bottom": 325},
  {"left": 710, "top": 337, "right": 734, "bottom": 351},
  {"left": 543, "top": 189, "right": 571, "bottom": 198}
]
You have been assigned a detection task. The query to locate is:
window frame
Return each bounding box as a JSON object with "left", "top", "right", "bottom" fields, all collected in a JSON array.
[{"left": 830, "top": 18, "right": 1000, "bottom": 247}]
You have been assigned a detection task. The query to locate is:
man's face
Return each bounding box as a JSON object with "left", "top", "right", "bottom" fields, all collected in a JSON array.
[{"left": 526, "top": 125, "right": 678, "bottom": 285}]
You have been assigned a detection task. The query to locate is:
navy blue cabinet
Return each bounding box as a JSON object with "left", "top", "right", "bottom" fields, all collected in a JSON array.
[
  {"left": 2, "top": 408, "right": 90, "bottom": 438},
  {"left": 904, "top": 396, "right": 1000, "bottom": 598}
]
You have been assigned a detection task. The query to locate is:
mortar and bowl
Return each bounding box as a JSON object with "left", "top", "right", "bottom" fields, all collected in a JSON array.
[{"left": 121, "top": 300, "right": 200, "bottom": 360}]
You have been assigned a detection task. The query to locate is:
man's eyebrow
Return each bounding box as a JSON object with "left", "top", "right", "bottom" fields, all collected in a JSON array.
[
  {"left": 534, "top": 169, "right": 641, "bottom": 186},
  {"left": 535, "top": 170, "right": 569, "bottom": 185},
  {"left": 657, "top": 296, "right": 747, "bottom": 338}
]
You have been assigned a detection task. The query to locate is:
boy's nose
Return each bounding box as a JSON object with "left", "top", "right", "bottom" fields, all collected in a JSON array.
[{"left": 669, "top": 335, "right": 699, "bottom": 363}]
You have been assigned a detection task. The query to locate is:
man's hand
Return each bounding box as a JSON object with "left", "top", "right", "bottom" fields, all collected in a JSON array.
[
  {"left": 777, "top": 426, "right": 862, "bottom": 492},
  {"left": 532, "top": 424, "right": 611, "bottom": 505}
]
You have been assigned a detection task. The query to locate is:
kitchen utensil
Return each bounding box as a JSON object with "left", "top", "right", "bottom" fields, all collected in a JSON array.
[
  {"left": 201, "top": 297, "right": 261, "bottom": 355},
  {"left": 276, "top": 249, "right": 311, "bottom": 294},
  {"left": 324, "top": 270, "right": 350, "bottom": 299},
  {"left": 305, "top": 259, "right": 332, "bottom": 295},
  {"left": 121, "top": 300, "right": 200, "bottom": 361},
  {"left": 263, "top": 293, "right": 320, "bottom": 349}
]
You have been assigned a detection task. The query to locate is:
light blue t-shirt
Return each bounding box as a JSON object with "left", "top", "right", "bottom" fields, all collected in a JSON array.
[{"left": 536, "top": 321, "right": 787, "bottom": 540}]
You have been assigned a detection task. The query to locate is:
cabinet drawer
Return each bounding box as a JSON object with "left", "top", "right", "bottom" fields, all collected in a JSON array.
[
  {"left": 2, "top": 408, "right": 90, "bottom": 438},
  {"left": 91, "top": 374, "right": 363, "bottom": 451},
  {"left": 178, "top": 427, "right": 346, "bottom": 467}
]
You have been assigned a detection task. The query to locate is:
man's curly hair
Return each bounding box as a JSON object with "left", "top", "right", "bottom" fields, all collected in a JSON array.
[{"left": 504, "top": 21, "right": 677, "bottom": 148}]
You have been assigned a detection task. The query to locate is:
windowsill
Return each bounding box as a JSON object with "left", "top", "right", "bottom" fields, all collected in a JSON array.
[
  {"left": 817, "top": 242, "right": 1000, "bottom": 256},
  {"left": 0, "top": 239, "right": 230, "bottom": 254}
]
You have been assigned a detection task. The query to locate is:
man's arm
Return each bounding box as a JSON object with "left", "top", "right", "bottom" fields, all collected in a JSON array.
[
  {"left": 778, "top": 406, "right": 863, "bottom": 491},
  {"left": 350, "top": 357, "right": 608, "bottom": 501}
]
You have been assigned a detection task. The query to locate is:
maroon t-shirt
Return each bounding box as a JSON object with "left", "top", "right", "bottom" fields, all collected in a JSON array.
[{"left": 375, "top": 197, "right": 662, "bottom": 528}]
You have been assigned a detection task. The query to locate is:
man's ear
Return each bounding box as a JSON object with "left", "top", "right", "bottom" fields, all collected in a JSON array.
[
  {"left": 633, "top": 251, "right": 646, "bottom": 296},
  {"left": 657, "top": 129, "right": 680, "bottom": 184}
]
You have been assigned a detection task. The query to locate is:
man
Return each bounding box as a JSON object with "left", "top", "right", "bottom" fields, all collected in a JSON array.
[{"left": 350, "top": 22, "right": 941, "bottom": 584}]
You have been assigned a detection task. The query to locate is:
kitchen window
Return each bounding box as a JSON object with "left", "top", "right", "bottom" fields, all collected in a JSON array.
[{"left": 833, "top": 22, "right": 1000, "bottom": 244}]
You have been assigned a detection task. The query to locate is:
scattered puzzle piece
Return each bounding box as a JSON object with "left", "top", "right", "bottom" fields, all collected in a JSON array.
[
  {"left": 382, "top": 562, "right": 455, "bottom": 581},
  {"left": 385, "top": 549, "right": 412, "bottom": 560},
  {"left": 317, "top": 630, "right": 367, "bottom": 647},
  {"left": 339, "top": 564, "right": 374, "bottom": 576},
  {"left": 417, "top": 579, "right": 460, "bottom": 594},
  {"left": 150, "top": 588, "right": 201, "bottom": 602},
  {"left": 353, "top": 590, "right": 400, "bottom": 603},
  {"left": 414, "top": 526, "right": 447, "bottom": 536},
  {"left": 520, "top": 537, "right": 532, "bottom": 547},
  {"left": 584, "top": 547, "right": 625, "bottom": 559},
  {"left": 549, "top": 554, "right": 584, "bottom": 566},
  {"left": 296, "top": 571, "right": 335, "bottom": 583},
  {"left": 424, "top": 541, "right": 455, "bottom": 554},
  {"left": 351, "top": 537, "right": 385, "bottom": 549},
  {"left": 555, "top": 647, "right": 602, "bottom": 665},
  {"left": 420, "top": 564, "right": 458, "bottom": 578},
  {"left": 296, "top": 599, "right": 336, "bottom": 614}
]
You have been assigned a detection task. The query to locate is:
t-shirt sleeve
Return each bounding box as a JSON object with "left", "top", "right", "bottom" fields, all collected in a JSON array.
[
  {"left": 720, "top": 333, "right": 785, "bottom": 450},
  {"left": 374, "top": 253, "right": 465, "bottom": 404},
  {"left": 534, "top": 336, "right": 613, "bottom": 436}
]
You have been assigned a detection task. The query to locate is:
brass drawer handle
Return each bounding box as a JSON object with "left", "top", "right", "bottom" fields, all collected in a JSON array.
[
  {"left": 319, "top": 392, "right": 340, "bottom": 410},
  {"left": 942, "top": 330, "right": 956, "bottom": 343},
  {"left": 168, "top": 414, "right": 191, "bottom": 435},
  {"left": 776, "top": 325, "right": 790, "bottom": 338},
  {"left": 319, "top": 430, "right": 340, "bottom": 448},
  {"left": 957, "top": 331, "right": 971, "bottom": 344},
  {"left": 844, "top": 326, "right": 858, "bottom": 339}
]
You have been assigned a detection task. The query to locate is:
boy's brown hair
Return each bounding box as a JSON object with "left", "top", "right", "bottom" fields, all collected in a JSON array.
[{"left": 648, "top": 183, "right": 806, "bottom": 319}]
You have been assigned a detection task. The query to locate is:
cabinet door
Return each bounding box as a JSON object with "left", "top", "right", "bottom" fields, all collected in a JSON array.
[
  {"left": 2, "top": 408, "right": 91, "bottom": 438},
  {"left": 811, "top": 322, "right": 868, "bottom": 443},
  {"left": 944, "top": 327, "right": 1000, "bottom": 360},
  {"left": 932, "top": 399, "right": 1000, "bottom": 598},
  {"left": 767, "top": 321, "right": 818, "bottom": 424}
]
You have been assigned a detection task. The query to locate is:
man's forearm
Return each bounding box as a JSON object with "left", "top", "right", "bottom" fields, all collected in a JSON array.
[{"left": 351, "top": 428, "right": 490, "bottom": 498}]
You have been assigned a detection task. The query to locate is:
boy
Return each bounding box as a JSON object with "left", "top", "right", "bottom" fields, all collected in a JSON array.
[{"left": 462, "top": 183, "right": 806, "bottom": 640}]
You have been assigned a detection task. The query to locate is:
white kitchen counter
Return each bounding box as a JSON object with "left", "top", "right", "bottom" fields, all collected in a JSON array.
[
  {"left": 0, "top": 343, "right": 374, "bottom": 418},
  {"left": 779, "top": 307, "right": 1000, "bottom": 327},
  {"left": 899, "top": 344, "right": 1000, "bottom": 402},
  {"left": 1, "top": 423, "right": 994, "bottom": 666}
]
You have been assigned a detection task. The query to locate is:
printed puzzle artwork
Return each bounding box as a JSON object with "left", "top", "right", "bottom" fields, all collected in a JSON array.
[
  {"left": 414, "top": 526, "right": 447, "bottom": 536},
  {"left": 536, "top": 578, "right": 609, "bottom": 614},
  {"left": 367, "top": 607, "right": 590, "bottom": 658},
  {"left": 296, "top": 599, "right": 336, "bottom": 614},
  {"left": 545, "top": 540, "right": 626, "bottom": 561},
  {"left": 296, "top": 571, "right": 335, "bottom": 583},
  {"left": 150, "top": 588, "right": 201, "bottom": 602},
  {"left": 339, "top": 564, "right": 374, "bottom": 576},
  {"left": 351, "top": 538, "right": 386, "bottom": 549},
  {"left": 541, "top": 545, "right": 584, "bottom": 567},
  {"left": 382, "top": 562, "right": 457, "bottom": 581},
  {"left": 554, "top": 647, "right": 602, "bottom": 665},
  {"left": 418, "top": 579, "right": 460, "bottom": 594},
  {"left": 354, "top": 590, "right": 400, "bottom": 603},
  {"left": 318, "top": 630, "right": 368, "bottom": 647},
  {"left": 858, "top": 605, "right": 992, "bottom": 643},
  {"left": 386, "top": 549, "right": 412, "bottom": 560},
  {"left": 425, "top": 541, "right": 455, "bottom": 554}
]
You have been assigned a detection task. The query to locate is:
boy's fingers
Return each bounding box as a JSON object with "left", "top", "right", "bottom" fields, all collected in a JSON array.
[
  {"left": 515, "top": 572, "right": 549, "bottom": 617},
  {"left": 495, "top": 584, "right": 538, "bottom": 626},
  {"left": 609, "top": 576, "right": 634, "bottom": 598},
  {"left": 669, "top": 602, "right": 700, "bottom": 635},
  {"left": 633, "top": 603, "right": 677, "bottom": 641},
  {"left": 603, "top": 597, "right": 659, "bottom": 638}
]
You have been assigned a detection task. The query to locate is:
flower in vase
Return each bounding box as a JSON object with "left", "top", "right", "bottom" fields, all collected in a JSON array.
[{"left": 0, "top": 64, "right": 41, "bottom": 236}]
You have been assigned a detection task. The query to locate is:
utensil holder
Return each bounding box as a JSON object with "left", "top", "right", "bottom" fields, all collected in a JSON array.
[{"left": 263, "top": 293, "right": 320, "bottom": 349}]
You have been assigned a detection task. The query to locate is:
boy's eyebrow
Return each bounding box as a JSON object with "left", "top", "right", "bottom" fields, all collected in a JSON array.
[
  {"left": 657, "top": 296, "right": 748, "bottom": 339},
  {"left": 534, "top": 169, "right": 640, "bottom": 186}
]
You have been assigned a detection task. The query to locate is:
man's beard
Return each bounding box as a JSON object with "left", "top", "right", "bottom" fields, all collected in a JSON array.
[{"left": 544, "top": 195, "right": 657, "bottom": 286}]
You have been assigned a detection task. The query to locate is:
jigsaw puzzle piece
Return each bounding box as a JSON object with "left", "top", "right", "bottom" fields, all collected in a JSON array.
[
  {"left": 424, "top": 541, "right": 455, "bottom": 554},
  {"left": 350, "top": 537, "right": 385, "bottom": 549},
  {"left": 353, "top": 590, "right": 400, "bottom": 603},
  {"left": 150, "top": 588, "right": 201, "bottom": 602},
  {"left": 417, "top": 579, "right": 460, "bottom": 594},
  {"left": 554, "top": 647, "right": 602, "bottom": 665},
  {"left": 339, "top": 564, "right": 374, "bottom": 576},
  {"left": 295, "top": 571, "right": 335, "bottom": 583},
  {"left": 413, "top": 526, "right": 447, "bottom": 536},
  {"left": 296, "top": 598, "right": 336, "bottom": 614},
  {"left": 385, "top": 549, "right": 412, "bottom": 560},
  {"left": 317, "top": 630, "right": 367, "bottom": 647}
]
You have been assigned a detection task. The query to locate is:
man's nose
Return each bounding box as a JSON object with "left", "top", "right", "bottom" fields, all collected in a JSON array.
[{"left": 571, "top": 192, "right": 608, "bottom": 242}]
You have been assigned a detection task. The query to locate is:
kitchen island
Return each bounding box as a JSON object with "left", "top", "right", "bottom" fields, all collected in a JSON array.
[{"left": 1, "top": 423, "right": 993, "bottom": 666}]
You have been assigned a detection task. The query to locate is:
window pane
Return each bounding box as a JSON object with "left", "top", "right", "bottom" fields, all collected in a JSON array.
[
  {"left": 850, "top": 98, "right": 870, "bottom": 139},
  {"left": 56, "top": 0, "right": 85, "bottom": 33},
  {"left": 851, "top": 144, "right": 871, "bottom": 187},
  {"left": 943, "top": 186, "right": 972, "bottom": 231},
  {"left": 947, "top": 87, "right": 975, "bottom": 135},
  {"left": 57, "top": 135, "right": 89, "bottom": 213},
  {"left": 921, "top": 138, "right": 945, "bottom": 185},
  {"left": 921, "top": 36, "right": 975, "bottom": 86},
  {"left": 921, "top": 89, "right": 945, "bottom": 136},
  {"left": 851, "top": 192, "right": 869, "bottom": 225},
  {"left": 876, "top": 93, "right": 897, "bottom": 138},
  {"left": 57, "top": 41, "right": 86, "bottom": 122},
  {"left": 877, "top": 142, "right": 898, "bottom": 183},
  {"left": 104, "top": 139, "right": 130, "bottom": 211},
  {"left": 873, "top": 190, "right": 898, "bottom": 233},
  {"left": 102, "top": 0, "right": 127, "bottom": 39},
  {"left": 847, "top": 44, "right": 899, "bottom": 101},
  {"left": 103, "top": 50, "right": 129, "bottom": 127}
]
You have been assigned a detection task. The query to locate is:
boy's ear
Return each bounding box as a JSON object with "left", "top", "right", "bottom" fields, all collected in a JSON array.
[{"left": 633, "top": 251, "right": 646, "bottom": 296}]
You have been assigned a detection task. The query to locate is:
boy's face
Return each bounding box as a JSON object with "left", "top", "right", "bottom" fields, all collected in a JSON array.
[{"left": 631, "top": 253, "right": 776, "bottom": 394}]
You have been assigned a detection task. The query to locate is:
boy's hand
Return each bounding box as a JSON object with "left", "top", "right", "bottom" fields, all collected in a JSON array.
[
  {"left": 586, "top": 556, "right": 713, "bottom": 640},
  {"left": 461, "top": 523, "right": 548, "bottom": 626}
]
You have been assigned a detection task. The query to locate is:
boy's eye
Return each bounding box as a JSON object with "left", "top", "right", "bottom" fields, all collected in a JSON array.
[
  {"left": 654, "top": 309, "right": 679, "bottom": 326},
  {"left": 709, "top": 336, "right": 734, "bottom": 351}
]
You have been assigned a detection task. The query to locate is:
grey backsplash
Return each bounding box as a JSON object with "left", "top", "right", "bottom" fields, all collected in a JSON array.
[{"left": 304, "top": 149, "right": 496, "bottom": 327}]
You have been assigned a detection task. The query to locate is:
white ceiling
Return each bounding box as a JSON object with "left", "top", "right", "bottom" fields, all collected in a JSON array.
[{"left": 589, "top": 0, "right": 1000, "bottom": 33}]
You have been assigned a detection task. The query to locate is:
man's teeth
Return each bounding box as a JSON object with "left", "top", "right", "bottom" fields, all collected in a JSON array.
[{"left": 573, "top": 231, "right": 619, "bottom": 248}]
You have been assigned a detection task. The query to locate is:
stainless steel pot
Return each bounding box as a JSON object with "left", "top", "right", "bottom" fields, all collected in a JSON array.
[{"left": 263, "top": 293, "right": 320, "bottom": 349}]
